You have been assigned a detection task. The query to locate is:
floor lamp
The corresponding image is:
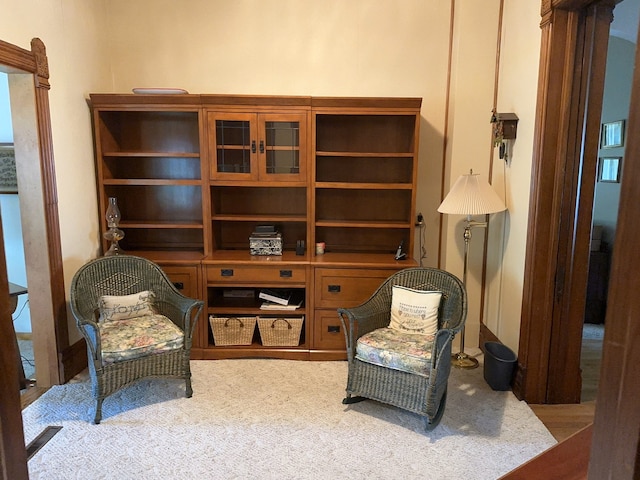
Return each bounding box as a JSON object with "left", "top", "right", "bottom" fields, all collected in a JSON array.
[{"left": 438, "top": 169, "right": 507, "bottom": 369}]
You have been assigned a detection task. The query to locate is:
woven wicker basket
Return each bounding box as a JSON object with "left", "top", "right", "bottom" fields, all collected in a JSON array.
[
  {"left": 210, "top": 316, "right": 257, "bottom": 346},
  {"left": 257, "top": 316, "right": 304, "bottom": 346}
]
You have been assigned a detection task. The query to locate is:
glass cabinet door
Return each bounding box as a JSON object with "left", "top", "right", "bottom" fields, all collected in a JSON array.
[
  {"left": 209, "top": 112, "right": 307, "bottom": 182},
  {"left": 208, "top": 112, "right": 258, "bottom": 180},
  {"left": 258, "top": 113, "right": 307, "bottom": 182}
]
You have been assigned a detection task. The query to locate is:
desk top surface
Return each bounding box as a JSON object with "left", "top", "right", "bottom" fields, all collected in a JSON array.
[{"left": 9, "top": 282, "right": 27, "bottom": 297}]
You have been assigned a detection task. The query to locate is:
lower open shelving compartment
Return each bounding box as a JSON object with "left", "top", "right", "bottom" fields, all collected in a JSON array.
[{"left": 199, "top": 282, "right": 310, "bottom": 359}]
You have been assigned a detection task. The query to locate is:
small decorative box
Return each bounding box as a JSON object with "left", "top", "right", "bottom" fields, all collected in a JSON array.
[{"left": 249, "top": 233, "right": 283, "bottom": 256}]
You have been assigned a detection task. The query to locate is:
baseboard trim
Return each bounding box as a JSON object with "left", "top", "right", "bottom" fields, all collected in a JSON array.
[
  {"left": 479, "top": 323, "right": 500, "bottom": 352},
  {"left": 59, "top": 339, "right": 87, "bottom": 383}
]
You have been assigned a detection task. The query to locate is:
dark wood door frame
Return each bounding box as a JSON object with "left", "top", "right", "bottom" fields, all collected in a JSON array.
[
  {"left": 0, "top": 37, "right": 68, "bottom": 480},
  {"left": 509, "top": 0, "right": 640, "bottom": 474},
  {"left": 590, "top": 16, "right": 640, "bottom": 474},
  {"left": 0, "top": 226, "right": 27, "bottom": 480},
  {"left": 515, "top": 0, "right": 617, "bottom": 404}
]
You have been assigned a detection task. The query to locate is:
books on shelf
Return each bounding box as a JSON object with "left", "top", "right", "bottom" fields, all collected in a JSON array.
[
  {"left": 258, "top": 289, "right": 292, "bottom": 306},
  {"left": 260, "top": 299, "right": 303, "bottom": 311}
]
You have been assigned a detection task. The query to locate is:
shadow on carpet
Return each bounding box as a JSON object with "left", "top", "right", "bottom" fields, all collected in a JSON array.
[{"left": 22, "top": 357, "right": 556, "bottom": 480}]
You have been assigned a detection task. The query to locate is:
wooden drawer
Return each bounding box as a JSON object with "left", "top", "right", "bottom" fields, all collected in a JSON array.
[
  {"left": 314, "top": 268, "right": 396, "bottom": 309},
  {"left": 313, "top": 309, "right": 347, "bottom": 350},
  {"left": 159, "top": 264, "right": 201, "bottom": 300},
  {"left": 206, "top": 265, "right": 306, "bottom": 284}
]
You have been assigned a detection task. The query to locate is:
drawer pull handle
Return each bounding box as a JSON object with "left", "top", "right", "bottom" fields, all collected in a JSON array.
[
  {"left": 327, "top": 325, "right": 341, "bottom": 334},
  {"left": 280, "top": 270, "right": 292, "bottom": 278},
  {"left": 328, "top": 285, "right": 341, "bottom": 293},
  {"left": 221, "top": 269, "right": 234, "bottom": 277},
  {"left": 173, "top": 282, "right": 184, "bottom": 290}
]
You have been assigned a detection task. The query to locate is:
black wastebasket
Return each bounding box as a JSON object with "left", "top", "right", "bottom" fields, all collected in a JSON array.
[{"left": 483, "top": 341, "right": 517, "bottom": 391}]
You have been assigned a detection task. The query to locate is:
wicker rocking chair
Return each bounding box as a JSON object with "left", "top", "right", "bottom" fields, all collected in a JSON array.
[
  {"left": 338, "top": 267, "right": 467, "bottom": 431},
  {"left": 70, "top": 255, "right": 203, "bottom": 424}
]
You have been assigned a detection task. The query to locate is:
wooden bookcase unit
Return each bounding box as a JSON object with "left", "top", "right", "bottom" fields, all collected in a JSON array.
[
  {"left": 91, "top": 95, "right": 207, "bottom": 260},
  {"left": 90, "top": 94, "right": 421, "bottom": 360}
]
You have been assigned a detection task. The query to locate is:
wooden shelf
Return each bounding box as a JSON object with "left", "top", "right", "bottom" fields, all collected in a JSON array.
[
  {"left": 104, "top": 179, "right": 202, "bottom": 186},
  {"left": 314, "top": 182, "right": 412, "bottom": 189},
  {"left": 91, "top": 94, "right": 421, "bottom": 360},
  {"left": 120, "top": 221, "right": 203, "bottom": 229},
  {"left": 103, "top": 151, "right": 200, "bottom": 158},
  {"left": 131, "top": 250, "right": 206, "bottom": 262},
  {"left": 315, "top": 220, "right": 412, "bottom": 228},
  {"left": 211, "top": 214, "right": 307, "bottom": 222},
  {"left": 316, "top": 151, "right": 414, "bottom": 157},
  {"left": 204, "top": 249, "right": 310, "bottom": 263}
]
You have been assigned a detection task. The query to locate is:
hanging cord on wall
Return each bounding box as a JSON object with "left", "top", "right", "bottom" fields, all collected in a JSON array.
[
  {"left": 494, "top": 161, "right": 509, "bottom": 331},
  {"left": 420, "top": 225, "right": 427, "bottom": 266},
  {"left": 13, "top": 298, "right": 34, "bottom": 369},
  {"left": 12, "top": 297, "right": 29, "bottom": 322},
  {"left": 416, "top": 213, "right": 427, "bottom": 266}
]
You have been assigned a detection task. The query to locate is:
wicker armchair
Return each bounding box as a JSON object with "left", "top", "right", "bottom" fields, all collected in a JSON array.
[
  {"left": 338, "top": 267, "right": 467, "bottom": 431},
  {"left": 70, "top": 255, "right": 203, "bottom": 424}
]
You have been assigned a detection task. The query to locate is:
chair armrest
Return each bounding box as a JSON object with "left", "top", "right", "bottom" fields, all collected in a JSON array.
[
  {"left": 155, "top": 289, "right": 204, "bottom": 340},
  {"left": 338, "top": 300, "right": 391, "bottom": 360},
  {"left": 431, "top": 328, "right": 456, "bottom": 369},
  {"left": 74, "top": 316, "right": 102, "bottom": 362}
]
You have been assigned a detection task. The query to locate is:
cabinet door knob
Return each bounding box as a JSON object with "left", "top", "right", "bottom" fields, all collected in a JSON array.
[
  {"left": 328, "top": 285, "right": 341, "bottom": 293},
  {"left": 327, "top": 325, "right": 341, "bottom": 333},
  {"left": 279, "top": 270, "right": 292, "bottom": 278},
  {"left": 173, "top": 282, "right": 184, "bottom": 290},
  {"left": 251, "top": 140, "right": 256, "bottom": 153},
  {"left": 259, "top": 140, "right": 265, "bottom": 153},
  {"left": 221, "top": 269, "right": 234, "bottom": 277}
]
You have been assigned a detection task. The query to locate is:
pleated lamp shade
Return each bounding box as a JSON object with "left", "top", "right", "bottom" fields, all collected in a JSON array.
[{"left": 438, "top": 170, "right": 507, "bottom": 215}]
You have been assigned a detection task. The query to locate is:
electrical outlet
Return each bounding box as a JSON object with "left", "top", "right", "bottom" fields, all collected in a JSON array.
[{"left": 415, "top": 212, "right": 424, "bottom": 227}]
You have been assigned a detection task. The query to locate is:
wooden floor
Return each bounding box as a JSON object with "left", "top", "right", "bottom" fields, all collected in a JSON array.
[
  {"left": 529, "top": 323, "right": 603, "bottom": 442},
  {"left": 529, "top": 401, "right": 596, "bottom": 442},
  {"left": 20, "top": 385, "right": 47, "bottom": 410}
]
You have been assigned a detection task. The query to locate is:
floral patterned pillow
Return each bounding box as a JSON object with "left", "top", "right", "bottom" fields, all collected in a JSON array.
[
  {"left": 388, "top": 285, "right": 442, "bottom": 335},
  {"left": 98, "top": 290, "right": 157, "bottom": 322}
]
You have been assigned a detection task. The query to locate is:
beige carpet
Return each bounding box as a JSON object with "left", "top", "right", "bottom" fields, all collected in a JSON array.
[{"left": 22, "top": 357, "right": 556, "bottom": 479}]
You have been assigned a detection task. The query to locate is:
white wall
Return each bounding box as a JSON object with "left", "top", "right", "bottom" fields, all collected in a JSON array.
[
  {"left": 104, "top": 0, "right": 455, "bottom": 273},
  {"left": 0, "top": 73, "right": 11, "bottom": 142},
  {"left": 0, "top": 194, "right": 30, "bottom": 332},
  {"left": 104, "top": 0, "right": 520, "bottom": 352},
  {"left": 0, "top": 0, "right": 113, "bottom": 342},
  {"left": 439, "top": 1, "right": 502, "bottom": 350},
  {"left": 0, "top": 73, "right": 31, "bottom": 333},
  {"left": 0, "top": 0, "right": 543, "bottom": 354},
  {"left": 484, "top": 1, "right": 542, "bottom": 352},
  {"left": 593, "top": 35, "right": 636, "bottom": 248}
]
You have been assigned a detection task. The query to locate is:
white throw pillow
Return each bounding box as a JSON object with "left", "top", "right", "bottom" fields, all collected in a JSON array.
[
  {"left": 98, "top": 290, "right": 157, "bottom": 322},
  {"left": 389, "top": 285, "right": 442, "bottom": 335}
]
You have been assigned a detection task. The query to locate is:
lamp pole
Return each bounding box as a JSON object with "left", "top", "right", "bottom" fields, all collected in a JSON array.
[
  {"left": 437, "top": 170, "right": 507, "bottom": 370},
  {"left": 452, "top": 217, "right": 487, "bottom": 369}
]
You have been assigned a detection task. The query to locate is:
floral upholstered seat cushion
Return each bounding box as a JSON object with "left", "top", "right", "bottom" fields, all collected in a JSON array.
[
  {"left": 99, "top": 314, "right": 184, "bottom": 365},
  {"left": 356, "top": 327, "right": 435, "bottom": 377}
]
